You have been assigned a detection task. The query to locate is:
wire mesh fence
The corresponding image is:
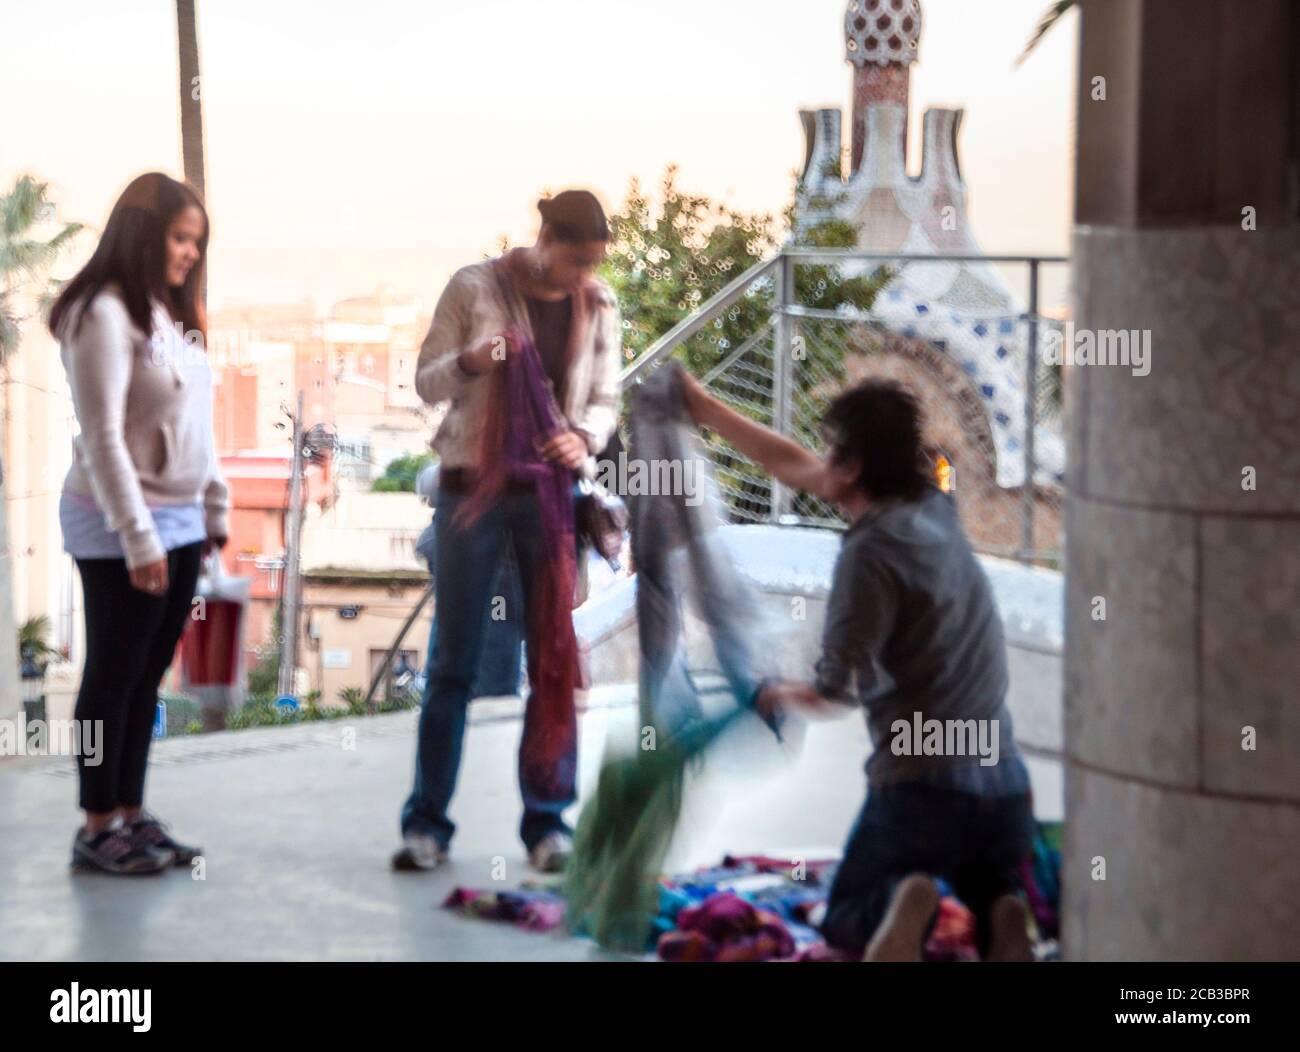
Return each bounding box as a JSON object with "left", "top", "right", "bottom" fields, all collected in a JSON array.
[{"left": 622, "top": 251, "right": 1069, "bottom": 567}]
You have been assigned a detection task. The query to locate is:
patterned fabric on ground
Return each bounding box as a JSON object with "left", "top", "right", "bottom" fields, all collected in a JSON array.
[
  {"left": 442, "top": 884, "right": 566, "bottom": 932},
  {"left": 653, "top": 856, "right": 837, "bottom": 959},
  {"left": 1019, "top": 820, "right": 1062, "bottom": 938},
  {"left": 444, "top": 826, "right": 1062, "bottom": 961},
  {"left": 925, "top": 879, "right": 981, "bottom": 962},
  {"left": 658, "top": 893, "right": 795, "bottom": 962},
  {"left": 653, "top": 859, "right": 978, "bottom": 961}
]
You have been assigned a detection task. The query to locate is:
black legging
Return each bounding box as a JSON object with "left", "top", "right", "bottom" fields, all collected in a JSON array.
[{"left": 73, "top": 542, "right": 203, "bottom": 813}]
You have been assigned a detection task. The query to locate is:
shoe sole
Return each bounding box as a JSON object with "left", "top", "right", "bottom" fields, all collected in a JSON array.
[
  {"left": 863, "top": 874, "right": 940, "bottom": 962},
  {"left": 126, "top": 844, "right": 181, "bottom": 867},
  {"left": 70, "top": 857, "right": 170, "bottom": 876},
  {"left": 528, "top": 853, "right": 570, "bottom": 875},
  {"left": 986, "top": 894, "right": 1034, "bottom": 962},
  {"left": 391, "top": 850, "right": 444, "bottom": 872}
]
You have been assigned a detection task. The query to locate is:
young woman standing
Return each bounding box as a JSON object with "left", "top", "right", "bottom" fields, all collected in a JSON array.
[{"left": 50, "top": 172, "right": 229, "bottom": 875}]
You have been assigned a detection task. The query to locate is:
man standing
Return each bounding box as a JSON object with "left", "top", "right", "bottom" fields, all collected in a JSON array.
[{"left": 393, "top": 190, "right": 621, "bottom": 874}]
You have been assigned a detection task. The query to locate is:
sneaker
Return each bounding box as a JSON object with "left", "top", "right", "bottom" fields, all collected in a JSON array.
[
  {"left": 391, "top": 833, "right": 447, "bottom": 872},
  {"left": 71, "top": 827, "right": 171, "bottom": 876},
  {"left": 986, "top": 893, "right": 1034, "bottom": 962},
  {"left": 863, "top": 873, "right": 940, "bottom": 962},
  {"left": 528, "top": 831, "right": 573, "bottom": 874},
  {"left": 125, "top": 812, "right": 202, "bottom": 866}
]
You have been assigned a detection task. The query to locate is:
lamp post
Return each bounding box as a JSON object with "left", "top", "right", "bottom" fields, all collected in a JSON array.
[{"left": 19, "top": 645, "right": 45, "bottom": 725}]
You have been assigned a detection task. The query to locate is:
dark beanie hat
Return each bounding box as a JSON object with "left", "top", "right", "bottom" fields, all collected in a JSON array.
[{"left": 538, "top": 189, "right": 610, "bottom": 243}]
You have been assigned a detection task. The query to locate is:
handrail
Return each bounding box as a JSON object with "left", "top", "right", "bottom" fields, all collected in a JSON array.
[
  {"left": 780, "top": 248, "right": 1069, "bottom": 265},
  {"left": 611, "top": 246, "right": 1070, "bottom": 562},
  {"left": 619, "top": 255, "right": 779, "bottom": 383},
  {"left": 617, "top": 249, "right": 1068, "bottom": 385}
]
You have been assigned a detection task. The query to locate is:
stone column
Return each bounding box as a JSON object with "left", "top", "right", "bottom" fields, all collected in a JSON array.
[{"left": 1064, "top": 0, "right": 1300, "bottom": 959}]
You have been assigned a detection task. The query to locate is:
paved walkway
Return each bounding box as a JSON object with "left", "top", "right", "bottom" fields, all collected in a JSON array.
[{"left": 0, "top": 689, "right": 1062, "bottom": 961}]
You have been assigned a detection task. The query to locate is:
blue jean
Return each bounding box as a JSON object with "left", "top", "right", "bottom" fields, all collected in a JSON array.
[
  {"left": 400, "top": 487, "right": 576, "bottom": 851},
  {"left": 416, "top": 512, "right": 526, "bottom": 699},
  {"left": 821, "top": 783, "right": 1034, "bottom": 957}
]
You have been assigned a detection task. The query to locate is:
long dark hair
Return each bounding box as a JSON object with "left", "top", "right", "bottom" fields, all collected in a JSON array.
[{"left": 49, "top": 172, "right": 208, "bottom": 343}]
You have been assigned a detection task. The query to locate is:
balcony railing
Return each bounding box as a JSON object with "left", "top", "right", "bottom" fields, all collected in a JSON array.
[{"left": 620, "top": 247, "right": 1071, "bottom": 566}]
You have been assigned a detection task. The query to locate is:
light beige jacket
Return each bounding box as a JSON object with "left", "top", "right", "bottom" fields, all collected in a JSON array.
[
  {"left": 59, "top": 289, "right": 230, "bottom": 569},
  {"left": 414, "top": 257, "right": 622, "bottom": 470}
]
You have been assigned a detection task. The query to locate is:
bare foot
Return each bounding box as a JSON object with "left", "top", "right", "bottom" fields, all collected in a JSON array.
[
  {"left": 863, "top": 874, "right": 940, "bottom": 962},
  {"left": 986, "top": 894, "right": 1034, "bottom": 962}
]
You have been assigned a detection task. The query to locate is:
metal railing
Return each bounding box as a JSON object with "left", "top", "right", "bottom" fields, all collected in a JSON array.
[{"left": 620, "top": 247, "right": 1071, "bottom": 566}]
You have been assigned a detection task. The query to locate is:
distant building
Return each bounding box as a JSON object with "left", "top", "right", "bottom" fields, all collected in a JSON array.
[
  {"left": 211, "top": 289, "right": 437, "bottom": 489},
  {"left": 207, "top": 287, "right": 443, "bottom": 670},
  {"left": 297, "top": 490, "right": 431, "bottom": 704},
  {"left": 218, "top": 451, "right": 333, "bottom": 672},
  {"left": 793, "top": 0, "right": 1064, "bottom": 556},
  {"left": 323, "top": 288, "right": 435, "bottom": 484}
]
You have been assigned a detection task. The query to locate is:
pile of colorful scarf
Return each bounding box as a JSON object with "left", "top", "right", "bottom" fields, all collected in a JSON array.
[
  {"left": 657, "top": 892, "right": 797, "bottom": 962},
  {"left": 442, "top": 885, "right": 567, "bottom": 932},
  {"left": 445, "top": 831, "right": 1063, "bottom": 962}
]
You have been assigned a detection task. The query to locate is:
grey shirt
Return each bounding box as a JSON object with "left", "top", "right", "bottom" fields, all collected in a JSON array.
[{"left": 815, "top": 485, "right": 1029, "bottom": 794}]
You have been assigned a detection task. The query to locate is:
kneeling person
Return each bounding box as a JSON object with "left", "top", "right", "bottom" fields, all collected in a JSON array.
[{"left": 681, "top": 375, "right": 1035, "bottom": 962}]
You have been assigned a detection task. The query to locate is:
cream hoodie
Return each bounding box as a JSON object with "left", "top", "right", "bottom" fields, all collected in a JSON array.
[{"left": 59, "top": 288, "right": 230, "bottom": 569}]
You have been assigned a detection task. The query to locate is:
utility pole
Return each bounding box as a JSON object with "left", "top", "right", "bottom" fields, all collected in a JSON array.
[{"left": 277, "top": 392, "right": 305, "bottom": 698}]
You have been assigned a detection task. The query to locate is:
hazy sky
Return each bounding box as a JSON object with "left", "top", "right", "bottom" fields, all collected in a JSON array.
[{"left": 1, "top": 0, "right": 1077, "bottom": 311}]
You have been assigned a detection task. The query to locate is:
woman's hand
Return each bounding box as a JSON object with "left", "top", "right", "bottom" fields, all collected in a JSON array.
[
  {"left": 129, "top": 557, "right": 169, "bottom": 597},
  {"left": 457, "top": 332, "right": 513, "bottom": 375},
  {"left": 539, "top": 430, "right": 589, "bottom": 471}
]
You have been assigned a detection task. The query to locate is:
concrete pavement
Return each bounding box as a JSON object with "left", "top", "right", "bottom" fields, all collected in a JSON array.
[{"left": 0, "top": 687, "right": 1062, "bottom": 961}]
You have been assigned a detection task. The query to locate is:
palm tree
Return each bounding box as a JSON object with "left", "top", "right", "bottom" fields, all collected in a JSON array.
[
  {"left": 0, "top": 176, "right": 81, "bottom": 715},
  {"left": 175, "top": 0, "right": 207, "bottom": 200},
  {"left": 19, "top": 615, "right": 61, "bottom": 665},
  {"left": 1016, "top": 1, "right": 1076, "bottom": 66}
]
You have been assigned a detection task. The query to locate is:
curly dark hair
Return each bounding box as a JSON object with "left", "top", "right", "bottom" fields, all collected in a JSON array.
[{"left": 821, "top": 379, "right": 931, "bottom": 501}]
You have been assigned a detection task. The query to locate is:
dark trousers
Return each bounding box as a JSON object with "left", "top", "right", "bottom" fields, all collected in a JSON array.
[
  {"left": 73, "top": 542, "right": 203, "bottom": 814},
  {"left": 400, "top": 488, "right": 575, "bottom": 852},
  {"left": 822, "top": 783, "right": 1035, "bottom": 957}
]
